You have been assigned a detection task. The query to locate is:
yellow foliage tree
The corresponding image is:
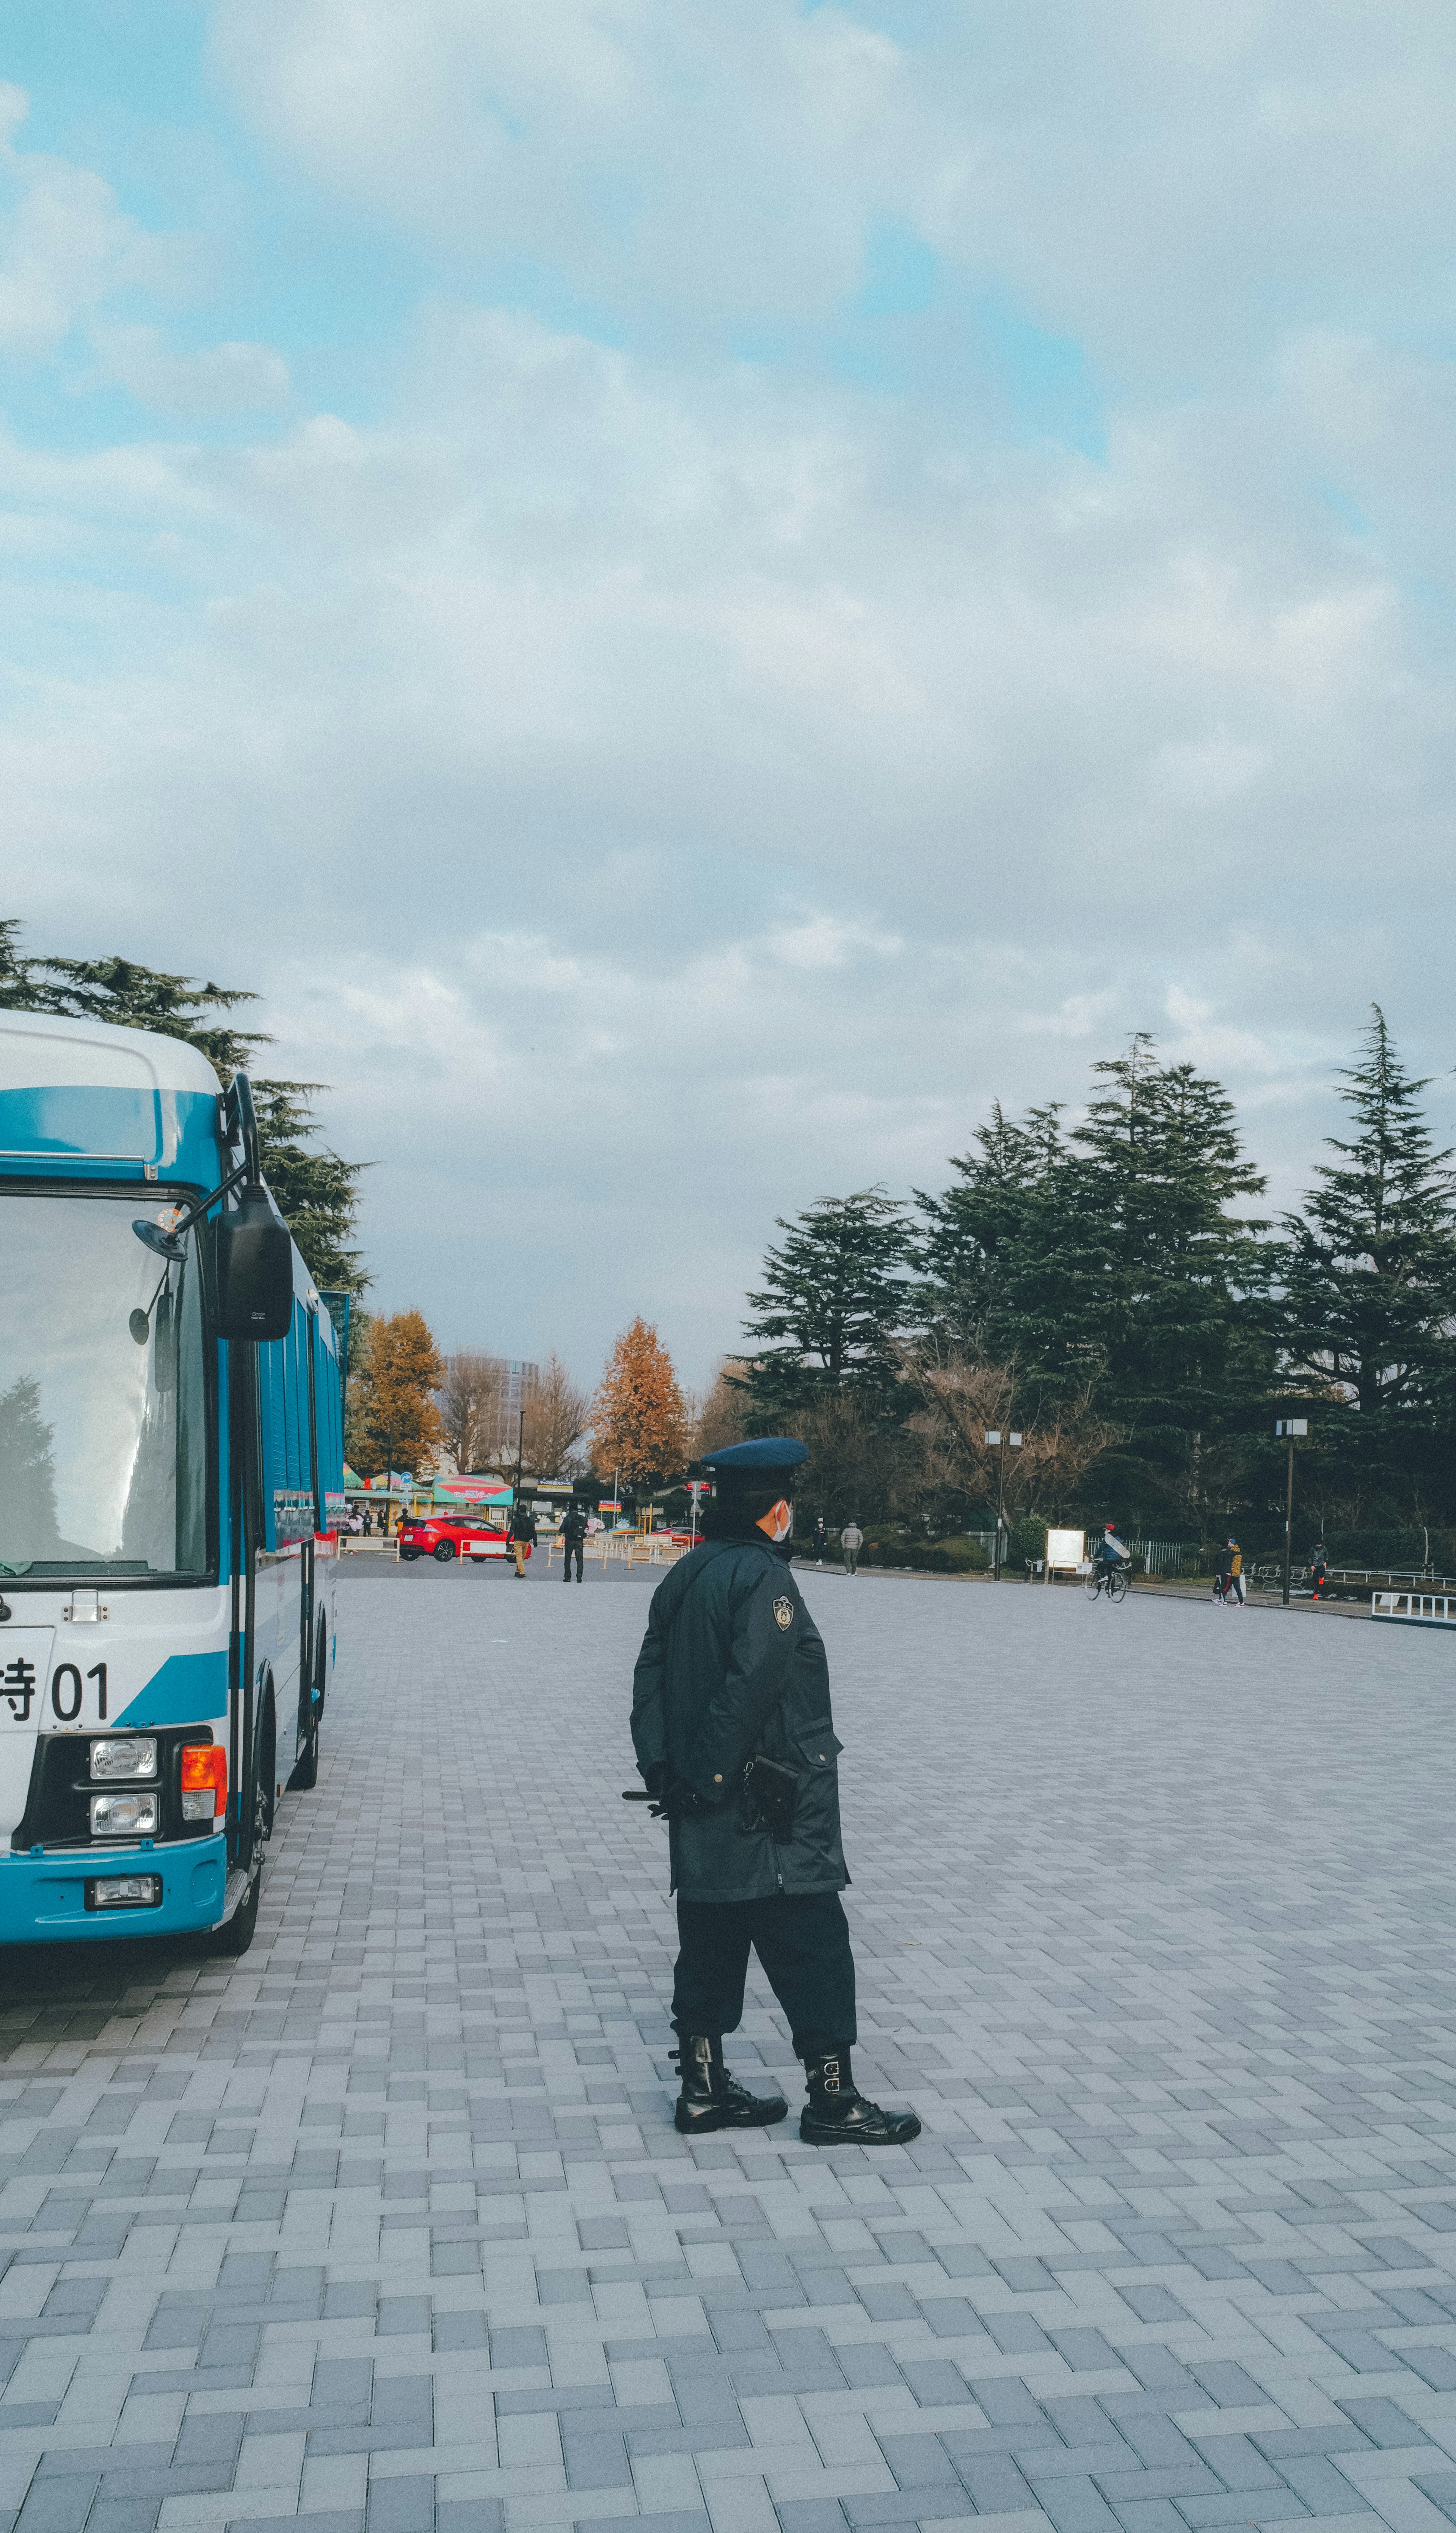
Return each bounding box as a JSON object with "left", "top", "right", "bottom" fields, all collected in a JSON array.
[
  {"left": 353, "top": 1309, "right": 445, "bottom": 1476},
  {"left": 592, "top": 1319, "right": 688, "bottom": 1489}
]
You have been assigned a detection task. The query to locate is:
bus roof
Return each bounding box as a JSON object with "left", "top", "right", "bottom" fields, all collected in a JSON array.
[
  {"left": 0, "top": 1009, "right": 221, "bottom": 1096},
  {"left": 0, "top": 1008, "right": 223, "bottom": 1182}
]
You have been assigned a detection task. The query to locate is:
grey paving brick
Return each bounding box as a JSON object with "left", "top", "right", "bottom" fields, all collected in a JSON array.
[
  {"left": 437, "top": 2506, "right": 504, "bottom": 2533},
  {"left": 1052, "top": 2330, "right": 1120, "bottom": 2373},
  {"left": 1108, "top": 2504, "right": 1185, "bottom": 2533},
  {"left": 1038, "top": 2481, "right": 1122, "bottom": 2533},
  {"left": 1190, "top": 2437, "right": 1285, "bottom": 2494},
  {"left": 16, "top": 2480, "right": 100, "bottom": 2533},
  {"left": 900, "top": 2361, "right": 971, "bottom": 2407},
  {"left": 879, "top": 2437, "right": 962, "bottom": 2491},
  {"left": 366, "top": 2475, "right": 435, "bottom": 2533},
  {"left": 87, "top": 2503, "right": 162, "bottom": 2533},
  {"left": 1175, "top": 2498, "right": 1311, "bottom": 2528},
  {"left": 1335, "top": 2397, "right": 1423, "bottom": 2447},
  {"left": 949, "top": 2450, "right": 1037, "bottom": 2513}
]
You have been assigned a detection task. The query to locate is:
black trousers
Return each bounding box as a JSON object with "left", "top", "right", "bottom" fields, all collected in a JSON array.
[
  {"left": 563, "top": 1541, "right": 583, "bottom": 1581},
  {"left": 673, "top": 1891, "right": 856, "bottom": 2058}
]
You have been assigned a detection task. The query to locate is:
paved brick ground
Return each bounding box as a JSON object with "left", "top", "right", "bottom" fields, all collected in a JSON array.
[{"left": 3, "top": 1562, "right": 1456, "bottom": 2533}]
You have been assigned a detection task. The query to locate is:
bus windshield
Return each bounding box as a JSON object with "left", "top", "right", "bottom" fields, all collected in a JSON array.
[{"left": 0, "top": 1191, "right": 211, "bottom": 1581}]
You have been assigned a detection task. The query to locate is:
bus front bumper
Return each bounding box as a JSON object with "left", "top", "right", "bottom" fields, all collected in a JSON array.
[{"left": 0, "top": 1835, "right": 229, "bottom": 1943}]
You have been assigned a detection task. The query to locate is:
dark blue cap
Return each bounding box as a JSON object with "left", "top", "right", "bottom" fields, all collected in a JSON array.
[{"left": 701, "top": 1436, "right": 808, "bottom": 1473}]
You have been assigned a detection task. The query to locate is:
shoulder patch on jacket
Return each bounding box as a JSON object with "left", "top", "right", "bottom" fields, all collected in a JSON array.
[{"left": 772, "top": 1595, "right": 795, "bottom": 1631}]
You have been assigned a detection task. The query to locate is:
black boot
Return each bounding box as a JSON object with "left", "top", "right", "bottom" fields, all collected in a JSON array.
[
  {"left": 673, "top": 2036, "right": 788, "bottom": 2134},
  {"left": 800, "top": 2047, "right": 921, "bottom": 2146}
]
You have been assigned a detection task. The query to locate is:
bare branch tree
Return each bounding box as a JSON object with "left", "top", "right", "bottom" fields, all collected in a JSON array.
[
  {"left": 901, "top": 1345, "right": 1120, "bottom": 1522},
  {"left": 435, "top": 1354, "right": 504, "bottom": 1473},
  {"left": 522, "top": 1353, "right": 592, "bottom": 1477},
  {"left": 688, "top": 1361, "right": 747, "bottom": 1459}
]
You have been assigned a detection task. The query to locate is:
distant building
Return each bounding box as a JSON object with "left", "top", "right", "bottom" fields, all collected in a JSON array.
[{"left": 482, "top": 1358, "right": 537, "bottom": 1465}]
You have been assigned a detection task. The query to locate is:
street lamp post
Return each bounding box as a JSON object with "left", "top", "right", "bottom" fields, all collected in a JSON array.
[
  {"left": 1275, "top": 1418, "right": 1307, "bottom": 1606},
  {"left": 984, "top": 1430, "right": 1023, "bottom": 1580}
]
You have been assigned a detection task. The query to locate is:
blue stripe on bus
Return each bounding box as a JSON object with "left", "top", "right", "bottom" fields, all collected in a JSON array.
[
  {"left": 114, "top": 1650, "right": 228, "bottom": 1728},
  {"left": 0, "top": 1086, "right": 219, "bottom": 1178}
]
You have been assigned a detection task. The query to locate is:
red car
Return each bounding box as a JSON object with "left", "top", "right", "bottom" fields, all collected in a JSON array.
[{"left": 398, "top": 1514, "right": 521, "bottom": 1564}]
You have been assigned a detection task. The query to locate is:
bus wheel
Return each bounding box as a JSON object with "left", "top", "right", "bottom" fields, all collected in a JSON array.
[{"left": 209, "top": 1867, "right": 259, "bottom": 1956}]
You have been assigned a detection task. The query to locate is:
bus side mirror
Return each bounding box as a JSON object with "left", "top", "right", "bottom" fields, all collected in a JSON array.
[{"left": 215, "top": 1186, "right": 294, "bottom": 1341}]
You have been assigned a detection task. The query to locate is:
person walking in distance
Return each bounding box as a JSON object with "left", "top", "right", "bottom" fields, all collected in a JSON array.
[
  {"left": 1212, "top": 1539, "right": 1234, "bottom": 1604},
  {"left": 840, "top": 1518, "right": 863, "bottom": 1577},
  {"left": 1310, "top": 1541, "right": 1328, "bottom": 1601},
  {"left": 508, "top": 1497, "right": 537, "bottom": 1579},
  {"left": 1229, "top": 1538, "right": 1245, "bottom": 1605},
  {"left": 810, "top": 1515, "right": 828, "bottom": 1568},
  {"left": 562, "top": 1498, "right": 587, "bottom": 1584},
  {"left": 631, "top": 1437, "right": 920, "bottom": 2147}
]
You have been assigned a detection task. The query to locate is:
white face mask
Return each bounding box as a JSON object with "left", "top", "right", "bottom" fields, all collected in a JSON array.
[{"left": 756, "top": 1498, "right": 792, "bottom": 1543}]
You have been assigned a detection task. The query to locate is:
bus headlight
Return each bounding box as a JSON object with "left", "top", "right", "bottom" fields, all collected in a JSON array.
[
  {"left": 90, "top": 1790, "right": 159, "bottom": 1837},
  {"left": 90, "top": 1738, "right": 158, "bottom": 1780},
  {"left": 180, "top": 1745, "right": 226, "bottom": 1823}
]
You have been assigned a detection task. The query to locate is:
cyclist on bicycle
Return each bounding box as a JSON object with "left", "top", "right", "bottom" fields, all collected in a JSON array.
[{"left": 1097, "top": 1523, "right": 1130, "bottom": 1577}]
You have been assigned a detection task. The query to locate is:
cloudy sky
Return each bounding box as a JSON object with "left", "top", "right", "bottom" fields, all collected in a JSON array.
[{"left": 4, "top": 0, "right": 1455, "bottom": 1388}]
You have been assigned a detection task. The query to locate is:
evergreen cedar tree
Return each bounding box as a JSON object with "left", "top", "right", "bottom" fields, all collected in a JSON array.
[
  {"left": 742, "top": 1015, "right": 1456, "bottom": 1547},
  {"left": 739, "top": 1189, "right": 913, "bottom": 1423},
  {"left": 0, "top": 919, "right": 369, "bottom": 1299},
  {"left": 592, "top": 1319, "right": 688, "bottom": 1488}
]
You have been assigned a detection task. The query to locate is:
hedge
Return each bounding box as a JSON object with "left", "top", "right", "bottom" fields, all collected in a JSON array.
[{"left": 858, "top": 1537, "right": 990, "bottom": 1575}]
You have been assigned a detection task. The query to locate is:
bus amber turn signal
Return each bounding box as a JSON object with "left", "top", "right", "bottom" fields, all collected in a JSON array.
[{"left": 180, "top": 1745, "right": 227, "bottom": 1823}]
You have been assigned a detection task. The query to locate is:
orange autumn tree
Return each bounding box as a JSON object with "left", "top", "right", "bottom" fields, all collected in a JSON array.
[
  {"left": 354, "top": 1309, "right": 445, "bottom": 1476},
  {"left": 592, "top": 1318, "right": 689, "bottom": 1490}
]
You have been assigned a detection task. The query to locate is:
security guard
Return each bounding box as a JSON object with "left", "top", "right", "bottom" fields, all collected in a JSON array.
[{"left": 631, "top": 1435, "right": 921, "bottom": 2147}]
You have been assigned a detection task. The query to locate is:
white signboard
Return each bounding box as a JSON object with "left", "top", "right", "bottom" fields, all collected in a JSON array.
[{"left": 1045, "top": 1528, "right": 1085, "bottom": 1572}]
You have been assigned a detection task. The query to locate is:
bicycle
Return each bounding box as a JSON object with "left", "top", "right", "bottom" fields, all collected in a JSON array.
[{"left": 1084, "top": 1563, "right": 1129, "bottom": 1604}]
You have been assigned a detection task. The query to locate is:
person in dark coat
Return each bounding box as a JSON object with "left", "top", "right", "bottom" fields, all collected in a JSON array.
[
  {"left": 508, "top": 1500, "right": 537, "bottom": 1578},
  {"left": 1310, "top": 1542, "right": 1328, "bottom": 1601},
  {"left": 631, "top": 1435, "right": 920, "bottom": 2148},
  {"left": 562, "top": 1500, "right": 588, "bottom": 1583}
]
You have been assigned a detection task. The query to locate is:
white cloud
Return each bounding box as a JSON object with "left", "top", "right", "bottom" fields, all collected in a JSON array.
[
  {"left": 92, "top": 325, "right": 290, "bottom": 416},
  {"left": 0, "top": 87, "right": 288, "bottom": 419},
  {"left": 0, "top": 85, "right": 142, "bottom": 358}
]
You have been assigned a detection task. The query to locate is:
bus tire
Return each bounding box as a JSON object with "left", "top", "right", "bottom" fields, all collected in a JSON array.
[
  {"left": 209, "top": 1869, "right": 259, "bottom": 1956},
  {"left": 432, "top": 1542, "right": 454, "bottom": 1561}
]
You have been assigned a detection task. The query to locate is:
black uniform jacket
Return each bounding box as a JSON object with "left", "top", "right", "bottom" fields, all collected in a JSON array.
[{"left": 631, "top": 1537, "right": 848, "bottom": 1903}]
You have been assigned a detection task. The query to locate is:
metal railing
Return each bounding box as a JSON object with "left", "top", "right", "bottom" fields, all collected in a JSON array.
[{"left": 1373, "top": 1591, "right": 1456, "bottom": 1628}]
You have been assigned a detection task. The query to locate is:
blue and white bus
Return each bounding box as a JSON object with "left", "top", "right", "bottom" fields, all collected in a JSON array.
[{"left": 0, "top": 1009, "right": 344, "bottom": 1953}]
